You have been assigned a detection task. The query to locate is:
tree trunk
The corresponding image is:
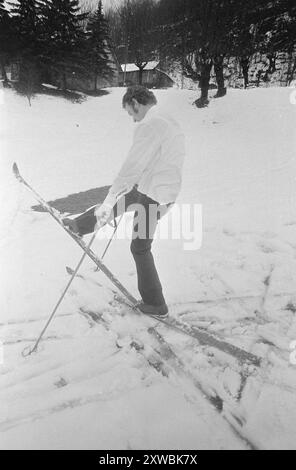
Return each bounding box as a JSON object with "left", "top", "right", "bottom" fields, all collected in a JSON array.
[
  {"left": 290, "top": 58, "right": 296, "bottom": 85},
  {"left": 213, "top": 56, "right": 226, "bottom": 98},
  {"left": 194, "top": 60, "right": 212, "bottom": 108},
  {"left": 138, "top": 67, "right": 144, "bottom": 85},
  {"left": 263, "top": 53, "right": 277, "bottom": 83},
  {"left": 240, "top": 57, "right": 249, "bottom": 89},
  {"left": 94, "top": 74, "right": 97, "bottom": 92},
  {"left": 256, "top": 69, "right": 263, "bottom": 87},
  {"left": 62, "top": 71, "right": 67, "bottom": 91},
  {"left": 0, "top": 59, "right": 8, "bottom": 86},
  {"left": 17, "top": 59, "right": 40, "bottom": 105},
  {"left": 286, "top": 52, "right": 296, "bottom": 86}
]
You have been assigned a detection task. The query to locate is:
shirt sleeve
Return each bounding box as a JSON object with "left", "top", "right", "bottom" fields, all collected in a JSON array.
[{"left": 104, "top": 120, "right": 163, "bottom": 207}]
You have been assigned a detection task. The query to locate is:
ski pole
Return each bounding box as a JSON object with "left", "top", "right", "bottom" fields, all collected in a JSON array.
[
  {"left": 22, "top": 232, "right": 97, "bottom": 357},
  {"left": 22, "top": 214, "right": 124, "bottom": 357},
  {"left": 94, "top": 213, "right": 124, "bottom": 272}
]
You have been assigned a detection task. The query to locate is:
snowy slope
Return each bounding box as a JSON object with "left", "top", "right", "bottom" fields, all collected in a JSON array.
[{"left": 0, "top": 86, "right": 296, "bottom": 449}]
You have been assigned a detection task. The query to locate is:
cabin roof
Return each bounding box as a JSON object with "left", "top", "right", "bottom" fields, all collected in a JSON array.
[{"left": 121, "top": 61, "right": 159, "bottom": 72}]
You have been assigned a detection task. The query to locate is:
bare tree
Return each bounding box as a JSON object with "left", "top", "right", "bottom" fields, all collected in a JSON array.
[
  {"left": 79, "top": 0, "right": 96, "bottom": 29},
  {"left": 156, "top": 0, "right": 235, "bottom": 106},
  {"left": 107, "top": 0, "right": 158, "bottom": 85},
  {"left": 0, "top": 0, "right": 12, "bottom": 86}
]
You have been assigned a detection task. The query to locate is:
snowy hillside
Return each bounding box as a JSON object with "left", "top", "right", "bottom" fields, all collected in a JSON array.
[{"left": 0, "top": 86, "right": 296, "bottom": 449}]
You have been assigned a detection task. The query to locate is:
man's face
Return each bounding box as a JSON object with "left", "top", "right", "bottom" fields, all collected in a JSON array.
[{"left": 124, "top": 101, "right": 146, "bottom": 122}]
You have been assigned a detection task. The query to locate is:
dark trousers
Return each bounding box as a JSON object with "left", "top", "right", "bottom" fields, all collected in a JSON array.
[{"left": 74, "top": 187, "right": 171, "bottom": 306}]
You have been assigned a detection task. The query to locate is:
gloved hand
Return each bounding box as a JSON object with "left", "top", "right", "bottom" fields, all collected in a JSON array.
[{"left": 94, "top": 203, "right": 113, "bottom": 229}]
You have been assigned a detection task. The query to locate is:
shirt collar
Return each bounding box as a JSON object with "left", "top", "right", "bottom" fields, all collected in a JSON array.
[{"left": 141, "top": 105, "right": 158, "bottom": 123}]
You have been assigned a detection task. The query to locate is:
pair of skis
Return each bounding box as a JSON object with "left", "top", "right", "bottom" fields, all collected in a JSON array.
[{"left": 13, "top": 163, "right": 261, "bottom": 367}]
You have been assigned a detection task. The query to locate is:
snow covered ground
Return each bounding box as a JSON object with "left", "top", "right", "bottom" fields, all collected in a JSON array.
[{"left": 0, "top": 85, "right": 296, "bottom": 449}]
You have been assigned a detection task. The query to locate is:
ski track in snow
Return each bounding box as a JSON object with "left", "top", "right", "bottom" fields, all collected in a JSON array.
[{"left": 0, "top": 87, "right": 296, "bottom": 449}]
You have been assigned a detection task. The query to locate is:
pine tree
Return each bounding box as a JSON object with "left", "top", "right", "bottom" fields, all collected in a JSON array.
[
  {"left": 0, "top": 0, "right": 8, "bottom": 22},
  {"left": 0, "top": 0, "right": 12, "bottom": 85},
  {"left": 39, "top": 0, "right": 87, "bottom": 90},
  {"left": 10, "top": 0, "right": 41, "bottom": 56},
  {"left": 10, "top": 0, "right": 43, "bottom": 102},
  {"left": 0, "top": 0, "right": 5, "bottom": 15},
  {"left": 84, "top": 0, "right": 114, "bottom": 91}
]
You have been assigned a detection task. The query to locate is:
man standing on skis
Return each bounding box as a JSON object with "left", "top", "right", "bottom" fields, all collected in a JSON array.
[{"left": 65, "top": 86, "right": 185, "bottom": 317}]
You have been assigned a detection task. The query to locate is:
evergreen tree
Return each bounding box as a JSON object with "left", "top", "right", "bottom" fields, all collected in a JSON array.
[
  {"left": 10, "top": 0, "right": 43, "bottom": 102},
  {"left": 39, "top": 0, "right": 87, "bottom": 90},
  {"left": 10, "top": 0, "right": 41, "bottom": 57},
  {"left": 84, "top": 0, "right": 114, "bottom": 91},
  {"left": 0, "top": 0, "right": 6, "bottom": 16}
]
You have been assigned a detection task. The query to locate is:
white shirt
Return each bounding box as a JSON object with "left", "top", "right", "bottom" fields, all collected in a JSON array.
[{"left": 105, "top": 106, "right": 186, "bottom": 205}]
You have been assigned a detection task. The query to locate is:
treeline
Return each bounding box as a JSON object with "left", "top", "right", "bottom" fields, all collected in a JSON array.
[
  {"left": 0, "top": 0, "right": 113, "bottom": 98},
  {"left": 1, "top": 0, "right": 295, "bottom": 106},
  {"left": 107, "top": 0, "right": 296, "bottom": 107}
]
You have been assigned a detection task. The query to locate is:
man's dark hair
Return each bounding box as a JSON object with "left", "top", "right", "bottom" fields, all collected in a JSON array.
[{"left": 122, "top": 85, "right": 157, "bottom": 108}]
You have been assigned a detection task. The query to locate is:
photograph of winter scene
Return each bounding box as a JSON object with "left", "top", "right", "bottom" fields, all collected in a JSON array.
[{"left": 0, "top": 0, "right": 296, "bottom": 452}]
